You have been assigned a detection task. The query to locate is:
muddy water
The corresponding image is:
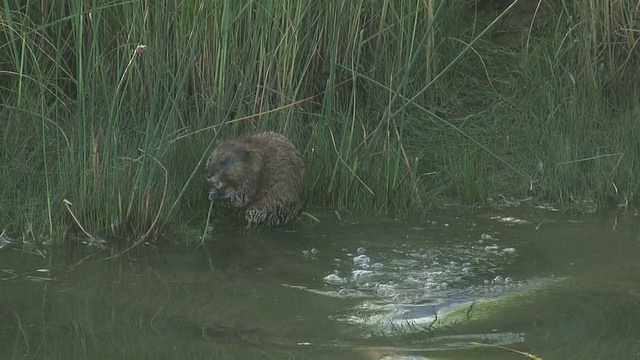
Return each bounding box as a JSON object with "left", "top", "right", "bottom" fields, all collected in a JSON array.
[{"left": 1, "top": 208, "right": 639, "bottom": 359}]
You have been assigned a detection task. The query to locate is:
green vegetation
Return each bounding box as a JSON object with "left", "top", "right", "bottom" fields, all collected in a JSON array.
[{"left": 1, "top": 0, "right": 639, "bottom": 242}]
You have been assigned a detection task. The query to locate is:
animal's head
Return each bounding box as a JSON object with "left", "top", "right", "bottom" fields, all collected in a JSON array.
[{"left": 205, "top": 141, "right": 253, "bottom": 200}]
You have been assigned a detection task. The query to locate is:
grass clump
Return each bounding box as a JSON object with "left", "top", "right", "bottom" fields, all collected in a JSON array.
[{"left": 1, "top": 0, "right": 639, "bottom": 242}]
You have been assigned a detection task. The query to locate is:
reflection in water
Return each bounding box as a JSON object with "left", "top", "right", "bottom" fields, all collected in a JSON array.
[{"left": 0, "top": 209, "right": 639, "bottom": 359}]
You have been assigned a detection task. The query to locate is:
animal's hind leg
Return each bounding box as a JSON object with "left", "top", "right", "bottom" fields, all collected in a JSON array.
[{"left": 244, "top": 206, "right": 267, "bottom": 228}]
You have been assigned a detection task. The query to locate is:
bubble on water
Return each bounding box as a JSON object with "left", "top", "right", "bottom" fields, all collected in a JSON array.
[
  {"left": 324, "top": 273, "right": 344, "bottom": 284},
  {"left": 353, "top": 269, "right": 373, "bottom": 279},
  {"left": 302, "top": 248, "right": 319, "bottom": 259},
  {"left": 309, "top": 223, "right": 545, "bottom": 334},
  {"left": 376, "top": 284, "right": 396, "bottom": 297},
  {"left": 338, "top": 288, "right": 367, "bottom": 297},
  {"left": 353, "top": 254, "right": 370, "bottom": 266},
  {"left": 361, "top": 282, "right": 376, "bottom": 289}
]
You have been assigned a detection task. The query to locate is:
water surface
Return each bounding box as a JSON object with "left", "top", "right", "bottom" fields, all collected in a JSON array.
[{"left": 1, "top": 208, "right": 639, "bottom": 359}]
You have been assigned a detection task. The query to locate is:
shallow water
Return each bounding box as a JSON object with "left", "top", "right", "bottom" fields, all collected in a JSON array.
[{"left": 1, "top": 208, "right": 639, "bottom": 359}]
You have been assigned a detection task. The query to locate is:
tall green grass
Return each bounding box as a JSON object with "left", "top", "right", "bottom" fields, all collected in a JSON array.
[{"left": 1, "top": 0, "right": 639, "bottom": 242}]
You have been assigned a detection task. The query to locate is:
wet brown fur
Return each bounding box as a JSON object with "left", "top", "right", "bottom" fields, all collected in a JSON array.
[{"left": 205, "top": 131, "right": 305, "bottom": 227}]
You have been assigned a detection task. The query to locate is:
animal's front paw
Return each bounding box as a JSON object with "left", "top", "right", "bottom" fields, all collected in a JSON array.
[{"left": 208, "top": 189, "right": 219, "bottom": 201}]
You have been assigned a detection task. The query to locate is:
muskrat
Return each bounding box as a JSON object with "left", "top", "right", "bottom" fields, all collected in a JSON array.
[{"left": 205, "top": 131, "right": 305, "bottom": 228}]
